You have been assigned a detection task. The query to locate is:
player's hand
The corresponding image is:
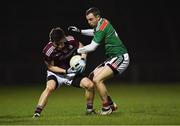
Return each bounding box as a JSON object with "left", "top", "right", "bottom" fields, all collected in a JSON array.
[
  {"left": 66, "top": 67, "right": 78, "bottom": 74},
  {"left": 68, "top": 26, "right": 81, "bottom": 33},
  {"left": 76, "top": 58, "right": 86, "bottom": 73}
]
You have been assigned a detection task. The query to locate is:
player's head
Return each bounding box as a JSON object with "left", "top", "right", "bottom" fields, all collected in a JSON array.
[
  {"left": 49, "top": 27, "right": 66, "bottom": 48},
  {"left": 86, "top": 7, "right": 101, "bottom": 28}
]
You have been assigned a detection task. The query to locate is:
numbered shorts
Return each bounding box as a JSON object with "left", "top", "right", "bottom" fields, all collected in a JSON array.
[{"left": 46, "top": 71, "right": 84, "bottom": 89}]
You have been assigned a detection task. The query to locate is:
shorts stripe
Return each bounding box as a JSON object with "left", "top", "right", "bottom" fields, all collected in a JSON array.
[{"left": 110, "top": 56, "right": 124, "bottom": 69}]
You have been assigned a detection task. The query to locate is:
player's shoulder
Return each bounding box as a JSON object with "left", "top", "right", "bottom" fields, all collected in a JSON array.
[
  {"left": 96, "top": 18, "right": 110, "bottom": 31},
  {"left": 66, "top": 35, "right": 75, "bottom": 41},
  {"left": 65, "top": 35, "right": 79, "bottom": 47},
  {"left": 42, "top": 42, "right": 55, "bottom": 57}
]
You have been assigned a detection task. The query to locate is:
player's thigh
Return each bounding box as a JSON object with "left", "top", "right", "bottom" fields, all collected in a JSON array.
[
  {"left": 46, "top": 80, "right": 57, "bottom": 91},
  {"left": 93, "top": 66, "right": 104, "bottom": 77},
  {"left": 93, "top": 65, "right": 114, "bottom": 83}
]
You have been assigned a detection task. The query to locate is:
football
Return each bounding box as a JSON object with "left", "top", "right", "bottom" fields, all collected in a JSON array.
[{"left": 69, "top": 55, "right": 81, "bottom": 69}]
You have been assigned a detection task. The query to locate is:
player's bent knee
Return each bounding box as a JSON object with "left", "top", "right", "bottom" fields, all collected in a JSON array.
[
  {"left": 80, "top": 77, "right": 94, "bottom": 90},
  {"left": 87, "top": 82, "right": 94, "bottom": 90}
]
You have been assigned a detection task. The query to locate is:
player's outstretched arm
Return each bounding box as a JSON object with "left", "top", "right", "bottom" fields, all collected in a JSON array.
[
  {"left": 68, "top": 26, "right": 81, "bottom": 33},
  {"left": 77, "top": 40, "right": 99, "bottom": 54},
  {"left": 68, "top": 26, "right": 94, "bottom": 36},
  {"left": 81, "top": 29, "right": 94, "bottom": 36}
]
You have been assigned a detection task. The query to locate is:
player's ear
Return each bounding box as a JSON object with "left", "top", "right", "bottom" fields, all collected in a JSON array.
[{"left": 96, "top": 15, "right": 100, "bottom": 20}]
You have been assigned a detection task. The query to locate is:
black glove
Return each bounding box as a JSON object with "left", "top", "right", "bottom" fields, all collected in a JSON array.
[{"left": 68, "top": 26, "right": 81, "bottom": 33}]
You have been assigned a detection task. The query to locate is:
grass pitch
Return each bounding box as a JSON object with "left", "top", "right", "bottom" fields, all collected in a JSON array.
[{"left": 0, "top": 83, "right": 180, "bottom": 125}]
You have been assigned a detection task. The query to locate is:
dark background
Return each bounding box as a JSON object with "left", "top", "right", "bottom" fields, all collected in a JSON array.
[{"left": 1, "top": 1, "right": 180, "bottom": 84}]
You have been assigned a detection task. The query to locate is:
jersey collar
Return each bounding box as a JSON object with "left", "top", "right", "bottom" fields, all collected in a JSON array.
[{"left": 95, "top": 18, "right": 103, "bottom": 31}]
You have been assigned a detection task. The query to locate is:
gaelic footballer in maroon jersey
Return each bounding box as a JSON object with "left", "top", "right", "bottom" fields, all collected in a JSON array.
[
  {"left": 42, "top": 35, "right": 79, "bottom": 70},
  {"left": 33, "top": 27, "right": 95, "bottom": 118}
]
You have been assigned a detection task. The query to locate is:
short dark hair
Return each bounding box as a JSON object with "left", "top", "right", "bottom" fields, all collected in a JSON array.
[
  {"left": 86, "top": 7, "right": 101, "bottom": 17},
  {"left": 49, "top": 27, "right": 65, "bottom": 43}
]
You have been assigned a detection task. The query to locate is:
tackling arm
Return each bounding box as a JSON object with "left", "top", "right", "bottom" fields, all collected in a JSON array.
[
  {"left": 81, "top": 29, "right": 94, "bottom": 36},
  {"left": 68, "top": 26, "right": 94, "bottom": 36},
  {"left": 77, "top": 40, "right": 99, "bottom": 54}
]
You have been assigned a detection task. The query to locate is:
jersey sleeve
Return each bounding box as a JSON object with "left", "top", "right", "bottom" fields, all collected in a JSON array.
[{"left": 42, "top": 42, "right": 54, "bottom": 62}]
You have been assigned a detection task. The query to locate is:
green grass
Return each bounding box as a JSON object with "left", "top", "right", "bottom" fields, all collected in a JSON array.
[{"left": 0, "top": 83, "right": 180, "bottom": 125}]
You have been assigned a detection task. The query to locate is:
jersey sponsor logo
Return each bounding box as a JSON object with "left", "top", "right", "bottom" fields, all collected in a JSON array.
[{"left": 99, "top": 19, "right": 108, "bottom": 31}]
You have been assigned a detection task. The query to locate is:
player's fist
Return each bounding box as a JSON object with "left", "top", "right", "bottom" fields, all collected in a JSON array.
[{"left": 68, "top": 26, "right": 81, "bottom": 33}]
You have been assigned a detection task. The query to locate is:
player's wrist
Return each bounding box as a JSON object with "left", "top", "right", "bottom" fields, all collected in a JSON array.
[
  {"left": 64, "top": 69, "right": 68, "bottom": 74},
  {"left": 76, "top": 28, "right": 81, "bottom": 34}
]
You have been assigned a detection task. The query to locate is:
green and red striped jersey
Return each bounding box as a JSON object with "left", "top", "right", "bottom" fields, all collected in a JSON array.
[{"left": 93, "top": 18, "right": 128, "bottom": 57}]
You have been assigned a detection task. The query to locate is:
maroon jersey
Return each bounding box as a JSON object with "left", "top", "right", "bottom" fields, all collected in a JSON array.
[{"left": 42, "top": 36, "right": 79, "bottom": 69}]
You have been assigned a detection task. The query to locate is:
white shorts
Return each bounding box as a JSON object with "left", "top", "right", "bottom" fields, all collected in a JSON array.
[
  {"left": 105, "top": 53, "right": 130, "bottom": 74},
  {"left": 95, "top": 53, "right": 129, "bottom": 75},
  {"left": 47, "top": 71, "right": 76, "bottom": 88},
  {"left": 46, "top": 71, "right": 85, "bottom": 88}
]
